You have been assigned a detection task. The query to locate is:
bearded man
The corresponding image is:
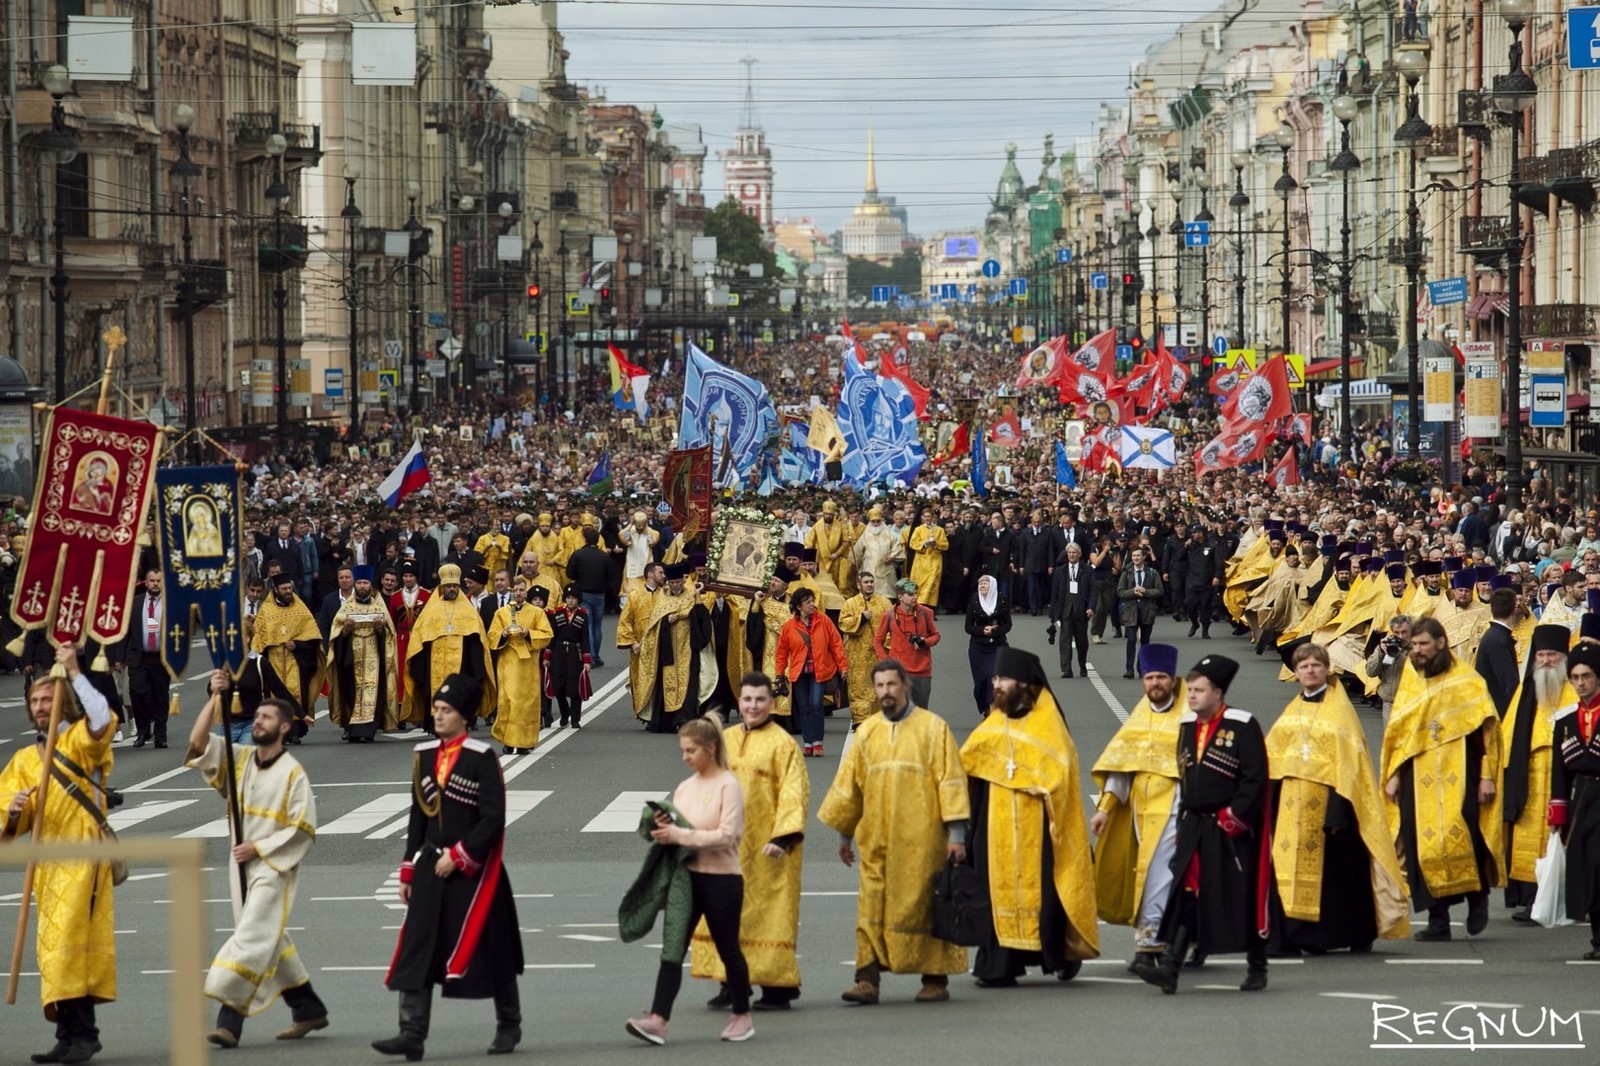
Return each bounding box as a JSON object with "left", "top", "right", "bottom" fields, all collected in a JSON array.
[
  {"left": 1500, "top": 624, "right": 1578, "bottom": 921},
  {"left": 402, "top": 564, "right": 495, "bottom": 730},
  {"left": 328, "top": 564, "right": 400, "bottom": 742},
  {"left": 251, "top": 572, "right": 328, "bottom": 743}
]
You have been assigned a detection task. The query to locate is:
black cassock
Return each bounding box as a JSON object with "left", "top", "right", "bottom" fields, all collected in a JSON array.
[
  {"left": 647, "top": 603, "right": 712, "bottom": 734},
  {"left": 1158, "top": 708, "right": 1272, "bottom": 956},
  {"left": 409, "top": 635, "right": 490, "bottom": 725},
  {"left": 1552, "top": 704, "right": 1600, "bottom": 928},
  {"left": 967, "top": 777, "right": 1074, "bottom": 981},
  {"left": 386, "top": 737, "right": 523, "bottom": 998},
  {"left": 1268, "top": 789, "right": 1376, "bottom": 952}
]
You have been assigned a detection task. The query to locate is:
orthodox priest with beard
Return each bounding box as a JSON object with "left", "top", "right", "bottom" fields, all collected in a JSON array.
[
  {"left": 1134, "top": 654, "right": 1272, "bottom": 995},
  {"left": 1500, "top": 624, "right": 1577, "bottom": 920},
  {"left": 959, "top": 647, "right": 1098, "bottom": 986},
  {"left": 252, "top": 572, "right": 328, "bottom": 742},
  {"left": 1266, "top": 643, "right": 1410, "bottom": 954},
  {"left": 402, "top": 564, "right": 495, "bottom": 731},
  {"left": 631, "top": 563, "right": 716, "bottom": 734},
  {"left": 388, "top": 562, "right": 430, "bottom": 710},
  {"left": 327, "top": 564, "right": 400, "bottom": 742},
  {"left": 1381, "top": 616, "right": 1504, "bottom": 942}
]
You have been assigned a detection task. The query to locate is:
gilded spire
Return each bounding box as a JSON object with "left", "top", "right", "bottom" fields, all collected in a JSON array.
[{"left": 865, "top": 123, "right": 877, "bottom": 195}]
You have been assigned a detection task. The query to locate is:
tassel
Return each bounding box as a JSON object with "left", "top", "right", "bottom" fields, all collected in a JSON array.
[
  {"left": 5, "top": 634, "right": 24, "bottom": 656},
  {"left": 49, "top": 661, "right": 68, "bottom": 679},
  {"left": 169, "top": 690, "right": 182, "bottom": 717},
  {"left": 230, "top": 691, "right": 243, "bottom": 723},
  {"left": 91, "top": 646, "right": 110, "bottom": 673}
]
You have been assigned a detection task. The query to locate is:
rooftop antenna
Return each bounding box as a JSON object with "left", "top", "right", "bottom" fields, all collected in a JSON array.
[{"left": 740, "top": 56, "right": 760, "bottom": 129}]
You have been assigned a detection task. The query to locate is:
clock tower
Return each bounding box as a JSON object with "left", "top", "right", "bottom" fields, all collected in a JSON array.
[{"left": 719, "top": 58, "right": 774, "bottom": 230}]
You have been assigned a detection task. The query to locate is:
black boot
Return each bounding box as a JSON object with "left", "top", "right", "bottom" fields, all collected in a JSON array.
[
  {"left": 1414, "top": 904, "right": 1452, "bottom": 942},
  {"left": 487, "top": 983, "right": 521, "bottom": 1055},
  {"left": 1133, "top": 927, "right": 1188, "bottom": 994},
  {"left": 372, "top": 990, "right": 430, "bottom": 1061},
  {"left": 1466, "top": 891, "right": 1489, "bottom": 936}
]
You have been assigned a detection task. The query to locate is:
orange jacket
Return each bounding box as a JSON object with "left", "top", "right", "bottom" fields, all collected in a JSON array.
[{"left": 774, "top": 611, "right": 847, "bottom": 683}]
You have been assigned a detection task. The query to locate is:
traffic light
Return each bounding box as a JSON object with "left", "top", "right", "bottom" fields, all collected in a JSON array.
[
  {"left": 1121, "top": 271, "right": 1140, "bottom": 300},
  {"left": 1128, "top": 330, "right": 1144, "bottom": 353},
  {"left": 598, "top": 285, "right": 613, "bottom": 314},
  {"left": 526, "top": 281, "right": 542, "bottom": 308},
  {"left": 1199, "top": 351, "right": 1214, "bottom": 385}
]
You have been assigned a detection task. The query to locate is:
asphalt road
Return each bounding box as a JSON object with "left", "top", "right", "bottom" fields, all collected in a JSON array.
[{"left": 3, "top": 604, "right": 1598, "bottom": 1063}]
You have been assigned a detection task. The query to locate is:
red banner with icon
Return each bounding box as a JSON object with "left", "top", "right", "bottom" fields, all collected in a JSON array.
[
  {"left": 662, "top": 445, "right": 713, "bottom": 542},
  {"left": 10, "top": 406, "right": 161, "bottom": 649}
]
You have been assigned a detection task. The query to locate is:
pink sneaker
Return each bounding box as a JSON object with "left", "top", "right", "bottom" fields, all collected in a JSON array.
[
  {"left": 720, "top": 1014, "right": 755, "bottom": 1042},
  {"left": 626, "top": 1013, "right": 668, "bottom": 1046}
]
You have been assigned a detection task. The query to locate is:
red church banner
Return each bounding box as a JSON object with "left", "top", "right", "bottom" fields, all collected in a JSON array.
[
  {"left": 662, "top": 445, "right": 713, "bottom": 541},
  {"left": 10, "top": 406, "right": 161, "bottom": 649}
]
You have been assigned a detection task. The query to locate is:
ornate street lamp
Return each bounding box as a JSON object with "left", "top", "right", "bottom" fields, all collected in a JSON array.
[
  {"left": 1273, "top": 123, "right": 1297, "bottom": 356},
  {"left": 171, "top": 104, "right": 200, "bottom": 439},
  {"left": 1394, "top": 48, "right": 1432, "bottom": 459},
  {"left": 40, "top": 65, "right": 77, "bottom": 404},
  {"left": 1495, "top": 0, "right": 1537, "bottom": 508},
  {"left": 404, "top": 179, "right": 424, "bottom": 415},
  {"left": 1330, "top": 89, "right": 1363, "bottom": 463},
  {"left": 341, "top": 161, "right": 362, "bottom": 430},
  {"left": 264, "top": 132, "right": 291, "bottom": 439},
  {"left": 1229, "top": 149, "right": 1251, "bottom": 346}
]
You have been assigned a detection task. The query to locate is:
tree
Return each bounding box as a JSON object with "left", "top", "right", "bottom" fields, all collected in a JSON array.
[
  {"left": 846, "top": 249, "right": 922, "bottom": 302},
  {"left": 703, "top": 198, "right": 782, "bottom": 309}
]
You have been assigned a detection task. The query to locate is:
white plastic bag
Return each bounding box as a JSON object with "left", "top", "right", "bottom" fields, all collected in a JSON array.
[{"left": 1531, "top": 830, "right": 1573, "bottom": 928}]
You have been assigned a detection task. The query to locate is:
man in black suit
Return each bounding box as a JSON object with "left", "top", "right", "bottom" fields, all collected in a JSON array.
[
  {"left": 114, "top": 568, "right": 172, "bottom": 747},
  {"left": 1118, "top": 546, "right": 1165, "bottom": 679},
  {"left": 262, "top": 520, "right": 300, "bottom": 589},
  {"left": 1161, "top": 521, "right": 1190, "bottom": 621},
  {"left": 1049, "top": 541, "right": 1095, "bottom": 678},
  {"left": 317, "top": 565, "right": 356, "bottom": 641},
  {"left": 1018, "top": 509, "right": 1055, "bottom": 616},
  {"left": 480, "top": 568, "right": 514, "bottom": 633},
  {"left": 1185, "top": 526, "right": 1221, "bottom": 638},
  {"left": 978, "top": 511, "right": 1015, "bottom": 601},
  {"left": 1473, "top": 586, "right": 1521, "bottom": 717}
]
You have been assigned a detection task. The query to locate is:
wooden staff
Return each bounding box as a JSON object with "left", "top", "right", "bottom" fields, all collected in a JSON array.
[
  {"left": 8, "top": 328, "right": 126, "bottom": 1003},
  {"left": 220, "top": 691, "right": 247, "bottom": 905}
]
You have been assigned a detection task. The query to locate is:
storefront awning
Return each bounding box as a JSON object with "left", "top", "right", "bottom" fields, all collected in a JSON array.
[
  {"left": 1314, "top": 378, "right": 1392, "bottom": 407},
  {"left": 1467, "top": 293, "right": 1509, "bottom": 320}
]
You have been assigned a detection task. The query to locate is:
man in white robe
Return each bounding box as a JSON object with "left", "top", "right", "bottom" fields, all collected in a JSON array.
[
  {"left": 185, "top": 670, "right": 329, "bottom": 1049},
  {"left": 850, "top": 505, "right": 904, "bottom": 590}
]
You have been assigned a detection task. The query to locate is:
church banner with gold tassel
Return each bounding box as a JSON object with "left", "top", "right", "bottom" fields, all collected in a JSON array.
[
  {"left": 8, "top": 406, "right": 160, "bottom": 650},
  {"left": 154, "top": 464, "right": 247, "bottom": 679}
]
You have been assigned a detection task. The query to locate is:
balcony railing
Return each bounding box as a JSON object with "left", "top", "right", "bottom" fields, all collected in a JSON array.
[
  {"left": 1460, "top": 216, "right": 1511, "bottom": 257},
  {"left": 1458, "top": 89, "right": 1492, "bottom": 139},
  {"left": 258, "top": 222, "right": 310, "bottom": 274},
  {"left": 186, "top": 259, "right": 229, "bottom": 304},
  {"left": 1366, "top": 311, "right": 1397, "bottom": 341},
  {"left": 1521, "top": 303, "right": 1597, "bottom": 339}
]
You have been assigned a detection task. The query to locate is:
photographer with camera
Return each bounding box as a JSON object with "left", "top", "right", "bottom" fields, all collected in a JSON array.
[
  {"left": 1363, "top": 615, "right": 1413, "bottom": 725},
  {"left": 873, "top": 579, "right": 941, "bottom": 710}
]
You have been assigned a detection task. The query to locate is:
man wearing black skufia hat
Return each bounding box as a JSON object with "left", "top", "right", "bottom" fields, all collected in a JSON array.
[
  {"left": 959, "top": 647, "right": 1099, "bottom": 988},
  {"left": 1550, "top": 641, "right": 1600, "bottom": 959},
  {"left": 1500, "top": 624, "right": 1578, "bottom": 921},
  {"left": 376, "top": 674, "right": 524, "bottom": 1060},
  {"left": 1134, "top": 654, "right": 1272, "bottom": 994}
]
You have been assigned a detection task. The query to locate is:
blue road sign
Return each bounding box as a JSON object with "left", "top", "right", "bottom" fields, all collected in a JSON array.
[
  {"left": 872, "top": 285, "right": 890, "bottom": 302},
  {"left": 940, "top": 283, "right": 959, "bottom": 299},
  {"left": 1056, "top": 248, "right": 1073, "bottom": 264},
  {"left": 426, "top": 312, "right": 447, "bottom": 327},
  {"left": 1090, "top": 272, "right": 1109, "bottom": 290},
  {"left": 324, "top": 368, "right": 345, "bottom": 399},
  {"left": 1211, "top": 335, "right": 1228, "bottom": 356},
  {"left": 1183, "top": 221, "right": 1211, "bottom": 248},
  {"left": 1568, "top": 6, "right": 1600, "bottom": 69},
  {"left": 1008, "top": 278, "right": 1028, "bottom": 296},
  {"left": 981, "top": 259, "right": 1002, "bottom": 278},
  {"left": 966, "top": 284, "right": 978, "bottom": 295},
  {"left": 1115, "top": 344, "right": 1133, "bottom": 361},
  {"left": 1427, "top": 277, "right": 1469, "bottom": 306}
]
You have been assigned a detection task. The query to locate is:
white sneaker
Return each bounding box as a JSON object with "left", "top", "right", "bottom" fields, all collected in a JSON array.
[{"left": 114, "top": 730, "right": 124, "bottom": 743}]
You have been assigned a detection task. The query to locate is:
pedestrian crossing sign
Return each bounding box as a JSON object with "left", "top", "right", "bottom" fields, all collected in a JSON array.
[
  {"left": 1284, "top": 352, "right": 1306, "bottom": 389},
  {"left": 567, "top": 294, "right": 589, "bottom": 316},
  {"left": 1223, "top": 348, "right": 1257, "bottom": 373},
  {"left": 524, "top": 332, "right": 548, "bottom": 353}
]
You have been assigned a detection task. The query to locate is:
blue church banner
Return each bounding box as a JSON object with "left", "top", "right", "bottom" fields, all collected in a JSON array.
[{"left": 155, "top": 464, "right": 248, "bottom": 679}]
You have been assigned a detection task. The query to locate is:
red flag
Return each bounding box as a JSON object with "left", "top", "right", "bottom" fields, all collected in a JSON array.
[
  {"left": 1221, "top": 352, "right": 1293, "bottom": 426},
  {"left": 988, "top": 410, "right": 1023, "bottom": 448},
  {"left": 882, "top": 345, "right": 931, "bottom": 419},
  {"left": 1208, "top": 362, "right": 1243, "bottom": 399},
  {"left": 1266, "top": 448, "right": 1300, "bottom": 489},
  {"left": 1057, "top": 366, "right": 1114, "bottom": 407},
  {"left": 1071, "top": 328, "right": 1117, "bottom": 374},
  {"left": 1193, "top": 422, "right": 1270, "bottom": 476},
  {"left": 1080, "top": 426, "right": 1114, "bottom": 473},
  {"left": 841, "top": 320, "right": 865, "bottom": 364},
  {"left": 1287, "top": 411, "right": 1313, "bottom": 447},
  {"left": 1121, "top": 356, "right": 1162, "bottom": 408},
  {"left": 932, "top": 423, "right": 970, "bottom": 466},
  {"left": 1160, "top": 352, "right": 1190, "bottom": 402},
  {"left": 1016, "top": 334, "right": 1070, "bottom": 389}
]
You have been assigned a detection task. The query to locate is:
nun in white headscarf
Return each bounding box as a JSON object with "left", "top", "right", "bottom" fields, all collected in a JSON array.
[{"left": 965, "top": 574, "right": 1013, "bottom": 716}]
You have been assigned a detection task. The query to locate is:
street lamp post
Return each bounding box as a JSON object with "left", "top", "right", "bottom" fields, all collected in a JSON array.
[
  {"left": 264, "top": 133, "right": 291, "bottom": 440},
  {"left": 40, "top": 66, "right": 76, "bottom": 404},
  {"left": 404, "top": 180, "right": 424, "bottom": 415},
  {"left": 1229, "top": 150, "right": 1251, "bottom": 346},
  {"left": 341, "top": 163, "right": 362, "bottom": 430},
  {"left": 557, "top": 235, "right": 571, "bottom": 410},
  {"left": 1146, "top": 210, "right": 1163, "bottom": 354},
  {"left": 171, "top": 104, "right": 200, "bottom": 438},
  {"left": 1274, "top": 123, "right": 1297, "bottom": 356},
  {"left": 1495, "top": 0, "right": 1538, "bottom": 509},
  {"left": 1330, "top": 88, "right": 1363, "bottom": 463},
  {"left": 497, "top": 199, "right": 515, "bottom": 396},
  {"left": 1395, "top": 48, "right": 1432, "bottom": 459},
  {"left": 529, "top": 209, "right": 545, "bottom": 403},
  {"left": 1194, "top": 167, "right": 1214, "bottom": 377}
]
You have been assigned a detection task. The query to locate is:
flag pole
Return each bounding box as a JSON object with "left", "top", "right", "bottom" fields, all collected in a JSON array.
[{"left": 8, "top": 329, "right": 126, "bottom": 1004}]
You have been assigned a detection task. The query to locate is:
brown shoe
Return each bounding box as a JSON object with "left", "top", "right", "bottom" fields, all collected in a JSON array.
[
  {"left": 275, "top": 1017, "right": 329, "bottom": 1040},
  {"left": 840, "top": 980, "right": 880, "bottom": 1005},
  {"left": 915, "top": 984, "right": 950, "bottom": 1003},
  {"left": 206, "top": 1029, "right": 239, "bottom": 1049}
]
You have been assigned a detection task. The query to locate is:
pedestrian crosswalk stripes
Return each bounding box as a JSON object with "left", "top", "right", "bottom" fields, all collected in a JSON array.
[{"left": 581, "top": 790, "right": 668, "bottom": 833}]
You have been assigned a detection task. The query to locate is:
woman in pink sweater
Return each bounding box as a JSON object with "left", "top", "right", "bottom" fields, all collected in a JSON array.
[{"left": 627, "top": 715, "right": 753, "bottom": 1046}]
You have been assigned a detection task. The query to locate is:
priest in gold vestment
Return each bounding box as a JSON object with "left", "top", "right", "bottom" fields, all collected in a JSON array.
[
  {"left": 738, "top": 567, "right": 797, "bottom": 728},
  {"left": 804, "top": 501, "right": 854, "bottom": 599},
  {"left": 1, "top": 648, "right": 118, "bottom": 1062},
  {"left": 691, "top": 672, "right": 810, "bottom": 1007},
  {"left": 488, "top": 577, "right": 554, "bottom": 754},
  {"left": 253, "top": 572, "right": 329, "bottom": 737},
  {"left": 819, "top": 659, "right": 969, "bottom": 1003},
  {"left": 1381, "top": 615, "right": 1504, "bottom": 941},
  {"left": 401, "top": 564, "right": 495, "bottom": 727},
  {"left": 1090, "top": 643, "right": 1185, "bottom": 960},
  {"left": 629, "top": 564, "right": 715, "bottom": 733},
  {"left": 1500, "top": 624, "right": 1577, "bottom": 918},
  {"left": 960, "top": 648, "right": 1098, "bottom": 985},
  {"left": 837, "top": 571, "right": 892, "bottom": 727},
  {"left": 1267, "top": 644, "right": 1410, "bottom": 953},
  {"left": 903, "top": 509, "right": 949, "bottom": 611},
  {"left": 617, "top": 561, "right": 663, "bottom": 708},
  {"left": 327, "top": 565, "right": 400, "bottom": 742}
]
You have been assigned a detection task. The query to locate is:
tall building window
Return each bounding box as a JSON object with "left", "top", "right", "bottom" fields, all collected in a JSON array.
[{"left": 56, "top": 155, "right": 91, "bottom": 239}]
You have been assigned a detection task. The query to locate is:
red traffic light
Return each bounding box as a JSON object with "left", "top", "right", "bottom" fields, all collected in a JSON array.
[
  {"left": 1121, "top": 272, "right": 1136, "bottom": 285},
  {"left": 1129, "top": 334, "right": 1144, "bottom": 350},
  {"left": 526, "top": 283, "right": 542, "bottom": 299},
  {"left": 599, "top": 286, "right": 612, "bottom": 300},
  {"left": 1201, "top": 352, "right": 1214, "bottom": 368}
]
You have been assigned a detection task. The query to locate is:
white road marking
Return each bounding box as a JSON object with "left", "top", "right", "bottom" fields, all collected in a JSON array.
[
  {"left": 122, "top": 764, "right": 192, "bottom": 793},
  {"left": 558, "top": 933, "right": 614, "bottom": 943},
  {"left": 560, "top": 922, "right": 619, "bottom": 928},
  {"left": 1384, "top": 958, "right": 1483, "bottom": 964},
  {"left": 581, "top": 790, "right": 669, "bottom": 833},
  {"left": 526, "top": 964, "right": 596, "bottom": 969},
  {"left": 1085, "top": 663, "right": 1129, "bottom": 722},
  {"left": 1322, "top": 992, "right": 1397, "bottom": 1000},
  {"left": 1075, "top": 976, "right": 1142, "bottom": 984},
  {"left": 366, "top": 789, "right": 551, "bottom": 839},
  {"left": 108, "top": 799, "right": 199, "bottom": 831},
  {"left": 799, "top": 891, "right": 857, "bottom": 897},
  {"left": 1193, "top": 983, "right": 1242, "bottom": 991},
  {"left": 1443, "top": 1001, "right": 1522, "bottom": 1008},
  {"left": 501, "top": 670, "right": 630, "bottom": 785},
  {"left": 319, "top": 794, "right": 412, "bottom": 836},
  {"left": 176, "top": 818, "right": 231, "bottom": 839}
]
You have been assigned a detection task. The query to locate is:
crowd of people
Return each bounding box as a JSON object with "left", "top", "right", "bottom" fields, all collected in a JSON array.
[{"left": 2, "top": 328, "right": 1599, "bottom": 1059}]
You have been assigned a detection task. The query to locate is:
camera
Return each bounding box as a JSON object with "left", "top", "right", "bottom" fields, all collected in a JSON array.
[
  {"left": 772, "top": 678, "right": 789, "bottom": 697},
  {"left": 909, "top": 635, "right": 927, "bottom": 649},
  {"left": 1046, "top": 623, "right": 1057, "bottom": 645},
  {"left": 105, "top": 787, "right": 125, "bottom": 810}
]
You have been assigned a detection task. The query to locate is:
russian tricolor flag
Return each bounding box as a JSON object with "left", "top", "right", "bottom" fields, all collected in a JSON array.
[{"left": 379, "top": 439, "right": 431, "bottom": 508}]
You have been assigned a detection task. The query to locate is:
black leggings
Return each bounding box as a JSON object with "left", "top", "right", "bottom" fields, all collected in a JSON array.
[{"left": 651, "top": 871, "right": 748, "bottom": 1020}]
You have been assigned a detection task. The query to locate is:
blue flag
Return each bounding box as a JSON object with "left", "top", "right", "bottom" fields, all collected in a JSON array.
[
  {"left": 836, "top": 355, "right": 927, "bottom": 487},
  {"left": 677, "top": 343, "right": 778, "bottom": 479},
  {"left": 1055, "top": 440, "right": 1077, "bottom": 488},
  {"left": 586, "top": 451, "right": 613, "bottom": 494},
  {"left": 971, "top": 422, "right": 988, "bottom": 497}
]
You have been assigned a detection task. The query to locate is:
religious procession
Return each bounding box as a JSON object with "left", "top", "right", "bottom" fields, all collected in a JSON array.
[{"left": 1, "top": 323, "right": 1598, "bottom": 1062}]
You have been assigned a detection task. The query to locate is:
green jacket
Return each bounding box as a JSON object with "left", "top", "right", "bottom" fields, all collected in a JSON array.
[{"left": 617, "top": 800, "right": 695, "bottom": 964}]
